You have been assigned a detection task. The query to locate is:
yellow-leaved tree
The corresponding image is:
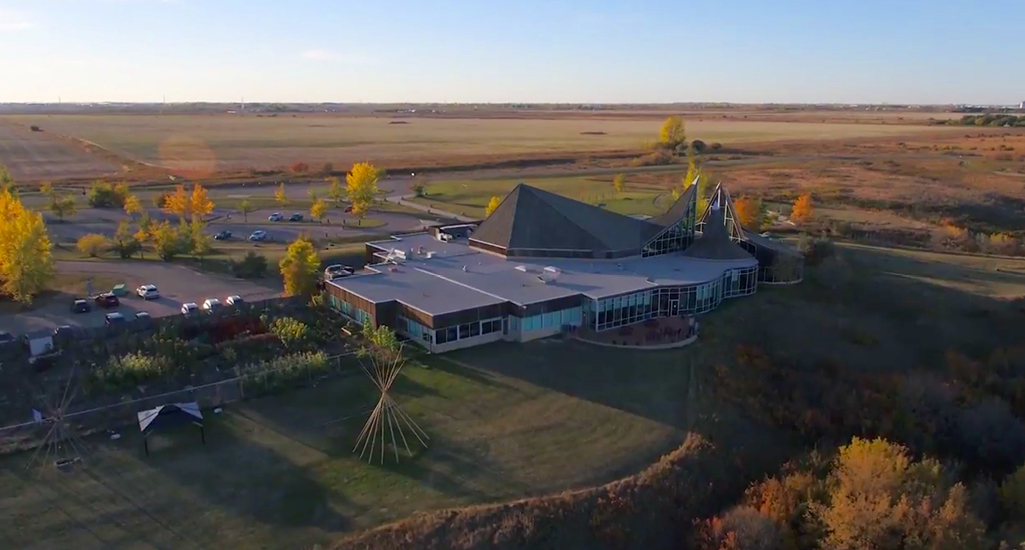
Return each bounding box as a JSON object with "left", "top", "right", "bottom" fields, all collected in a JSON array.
[
  {"left": 163, "top": 184, "right": 192, "bottom": 223},
  {"left": 279, "top": 235, "right": 320, "bottom": 297},
  {"left": 658, "top": 116, "right": 686, "bottom": 150},
  {"left": 190, "top": 184, "right": 214, "bottom": 222},
  {"left": 791, "top": 193, "right": 814, "bottom": 224},
  {"left": 683, "top": 145, "right": 710, "bottom": 214},
  {"left": 485, "top": 196, "right": 501, "bottom": 217},
  {"left": 345, "top": 162, "right": 381, "bottom": 222},
  {"left": 123, "top": 194, "right": 142, "bottom": 219},
  {"left": 612, "top": 174, "right": 624, "bottom": 195},
  {"left": 275, "top": 182, "right": 289, "bottom": 206},
  {"left": 311, "top": 198, "right": 328, "bottom": 222},
  {"left": 0, "top": 188, "right": 55, "bottom": 304},
  {"left": 238, "top": 199, "right": 254, "bottom": 222},
  {"left": 734, "top": 197, "right": 766, "bottom": 232}
]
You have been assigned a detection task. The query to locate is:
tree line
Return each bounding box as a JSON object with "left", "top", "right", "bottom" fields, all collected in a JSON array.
[{"left": 951, "top": 114, "right": 1025, "bottom": 127}]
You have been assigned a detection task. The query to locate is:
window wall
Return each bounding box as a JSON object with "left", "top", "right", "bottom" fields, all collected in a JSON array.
[
  {"left": 519, "top": 306, "right": 582, "bottom": 333},
  {"left": 434, "top": 317, "right": 504, "bottom": 345},
  {"left": 333, "top": 297, "right": 371, "bottom": 325},
  {"left": 397, "top": 315, "right": 433, "bottom": 346},
  {"left": 722, "top": 266, "right": 758, "bottom": 298},
  {"left": 642, "top": 215, "right": 696, "bottom": 258},
  {"left": 591, "top": 278, "right": 726, "bottom": 331}
]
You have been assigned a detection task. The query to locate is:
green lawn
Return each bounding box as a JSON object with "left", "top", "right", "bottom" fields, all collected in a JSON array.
[
  {"left": 410, "top": 175, "right": 674, "bottom": 219},
  {"left": 0, "top": 340, "right": 698, "bottom": 549}
]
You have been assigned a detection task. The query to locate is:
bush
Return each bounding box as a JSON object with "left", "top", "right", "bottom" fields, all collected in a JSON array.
[
  {"left": 242, "top": 351, "right": 331, "bottom": 394},
  {"left": 290, "top": 161, "right": 309, "bottom": 174},
  {"left": 322, "top": 162, "right": 333, "bottom": 175},
  {"left": 798, "top": 235, "right": 835, "bottom": 266},
  {"left": 269, "top": 317, "right": 310, "bottom": 351},
  {"left": 710, "top": 142, "right": 723, "bottom": 150},
  {"left": 86, "top": 180, "right": 129, "bottom": 208},
  {"left": 630, "top": 149, "right": 675, "bottom": 167},
  {"left": 231, "top": 251, "right": 268, "bottom": 279},
  {"left": 29, "top": 125, "right": 41, "bottom": 132},
  {"left": 694, "top": 506, "right": 782, "bottom": 550},
  {"left": 691, "top": 139, "right": 708, "bottom": 153},
  {"left": 412, "top": 182, "right": 426, "bottom": 198},
  {"left": 89, "top": 352, "right": 174, "bottom": 391},
  {"left": 76, "top": 233, "right": 109, "bottom": 257}
]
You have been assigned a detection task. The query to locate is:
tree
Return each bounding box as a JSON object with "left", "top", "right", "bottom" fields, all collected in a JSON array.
[
  {"left": 734, "top": 197, "right": 767, "bottom": 232},
  {"left": 0, "top": 188, "right": 55, "bottom": 304},
  {"left": 238, "top": 199, "right": 254, "bottom": 222},
  {"left": 110, "top": 220, "right": 141, "bottom": 259},
  {"left": 0, "top": 164, "right": 15, "bottom": 196},
  {"left": 659, "top": 116, "right": 686, "bottom": 150},
  {"left": 279, "top": 236, "right": 320, "bottom": 297},
  {"left": 190, "top": 183, "right": 214, "bottom": 222},
  {"left": 791, "top": 193, "right": 814, "bottom": 223},
  {"left": 270, "top": 317, "right": 310, "bottom": 351},
  {"left": 151, "top": 220, "right": 188, "bottom": 261},
  {"left": 412, "top": 178, "right": 427, "bottom": 198},
  {"left": 87, "top": 180, "right": 129, "bottom": 208},
  {"left": 134, "top": 213, "right": 152, "bottom": 259},
  {"left": 152, "top": 192, "right": 169, "bottom": 209},
  {"left": 77, "top": 233, "right": 109, "bottom": 258},
  {"left": 485, "top": 196, "right": 502, "bottom": 217},
  {"left": 311, "top": 197, "right": 328, "bottom": 222},
  {"left": 123, "top": 194, "right": 142, "bottom": 219},
  {"left": 290, "top": 161, "right": 309, "bottom": 174},
  {"left": 43, "top": 183, "right": 77, "bottom": 222},
  {"left": 275, "top": 182, "right": 289, "bottom": 206},
  {"left": 230, "top": 251, "right": 268, "bottom": 278},
  {"left": 322, "top": 161, "right": 334, "bottom": 175},
  {"left": 190, "top": 222, "right": 212, "bottom": 264},
  {"left": 345, "top": 162, "right": 381, "bottom": 220},
  {"left": 683, "top": 145, "right": 710, "bottom": 213},
  {"left": 326, "top": 176, "right": 345, "bottom": 204},
  {"left": 612, "top": 174, "right": 624, "bottom": 195},
  {"left": 163, "top": 184, "right": 191, "bottom": 222}
]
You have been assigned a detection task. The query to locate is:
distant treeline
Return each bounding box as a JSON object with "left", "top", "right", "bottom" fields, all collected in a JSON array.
[{"left": 950, "top": 114, "right": 1025, "bottom": 127}]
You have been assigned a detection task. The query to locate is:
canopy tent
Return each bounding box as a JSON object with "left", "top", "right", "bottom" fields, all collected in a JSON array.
[{"left": 137, "top": 402, "right": 205, "bottom": 455}]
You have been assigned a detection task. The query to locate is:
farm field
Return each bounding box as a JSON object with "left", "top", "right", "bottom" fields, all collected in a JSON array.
[
  {"left": 0, "top": 340, "right": 700, "bottom": 550},
  {"left": 1, "top": 114, "right": 964, "bottom": 175},
  {"left": 0, "top": 121, "right": 119, "bottom": 181}
]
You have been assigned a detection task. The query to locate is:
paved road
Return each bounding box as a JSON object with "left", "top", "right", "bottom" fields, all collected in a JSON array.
[{"left": 0, "top": 261, "right": 280, "bottom": 336}]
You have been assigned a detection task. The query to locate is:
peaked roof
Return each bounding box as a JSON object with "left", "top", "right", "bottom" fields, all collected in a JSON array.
[
  {"left": 470, "top": 184, "right": 663, "bottom": 253},
  {"left": 684, "top": 205, "right": 756, "bottom": 260},
  {"left": 652, "top": 180, "right": 697, "bottom": 227},
  {"left": 137, "top": 402, "right": 203, "bottom": 433},
  {"left": 699, "top": 182, "right": 745, "bottom": 241}
]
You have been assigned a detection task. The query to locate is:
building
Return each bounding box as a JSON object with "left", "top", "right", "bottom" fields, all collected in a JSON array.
[{"left": 325, "top": 181, "right": 803, "bottom": 353}]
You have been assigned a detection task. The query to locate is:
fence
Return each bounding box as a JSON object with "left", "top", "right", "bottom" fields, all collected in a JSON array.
[{"left": 0, "top": 351, "right": 362, "bottom": 455}]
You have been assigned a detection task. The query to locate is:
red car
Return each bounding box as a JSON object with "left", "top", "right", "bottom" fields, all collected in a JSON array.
[{"left": 94, "top": 293, "right": 120, "bottom": 309}]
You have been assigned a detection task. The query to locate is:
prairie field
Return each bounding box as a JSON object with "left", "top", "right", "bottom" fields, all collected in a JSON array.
[
  {"left": 1, "top": 114, "right": 962, "bottom": 176},
  {"left": 0, "top": 121, "right": 119, "bottom": 181}
]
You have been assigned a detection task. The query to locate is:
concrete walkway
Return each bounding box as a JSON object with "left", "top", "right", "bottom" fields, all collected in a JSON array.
[{"left": 384, "top": 194, "right": 478, "bottom": 223}]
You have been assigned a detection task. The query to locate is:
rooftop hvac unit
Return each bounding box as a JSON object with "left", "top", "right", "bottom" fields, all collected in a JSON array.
[
  {"left": 425, "top": 251, "right": 436, "bottom": 259},
  {"left": 436, "top": 232, "right": 453, "bottom": 242},
  {"left": 394, "top": 249, "right": 407, "bottom": 260},
  {"left": 514, "top": 265, "right": 528, "bottom": 273}
]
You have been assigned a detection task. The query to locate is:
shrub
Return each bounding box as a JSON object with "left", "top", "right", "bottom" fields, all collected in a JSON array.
[
  {"left": 29, "top": 125, "right": 41, "bottom": 132},
  {"left": 76, "top": 233, "right": 109, "bottom": 257},
  {"left": 322, "top": 161, "right": 333, "bottom": 175},
  {"left": 798, "top": 235, "right": 835, "bottom": 266},
  {"left": 691, "top": 139, "right": 708, "bottom": 153},
  {"left": 270, "top": 317, "right": 310, "bottom": 351},
  {"left": 231, "top": 251, "right": 268, "bottom": 279},
  {"left": 241, "top": 351, "right": 331, "bottom": 394},
  {"left": 89, "top": 352, "right": 174, "bottom": 391},
  {"left": 710, "top": 142, "right": 723, "bottom": 150},
  {"left": 86, "top": 180, "right": 129, "bottom": 208},
  {"left": 693, "top": 506, "right": 782, "bottom": 550},
  {"left": 629, "top": 149, "right": 675, "bottom": 167},
  {"left": 290, "top": 161, "right": 309, "bottom": 173},
  {"left": 412, "top": 182, "right": 426, "bottom": 198}
]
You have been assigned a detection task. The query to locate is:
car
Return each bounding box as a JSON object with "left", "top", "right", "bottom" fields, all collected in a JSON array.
[
  {"left": 181, "top": 302, "right": 199, "bottom": 316},
  {"left": 104, "top": 312, "right": 126, "bottom": 326},
  {"left": 136, "top": 284, "right": 160, "bottom": 300},
  {"left": 202, "top": 298, "right": 223, "bottom": 311},
  {"left": 135, "top": 311, "right": 152, "bottom": 321},
  {"left": 324, "top": 264, "right": 356, "bottom": 280},
  {"left": 71, "top": 299, "right": 91, "bottom": 314},
  {"left": 344, "top": 205, "right": 354, "bottom": 213},
  {"left": 0, "top": 331, "right": 13, "bottom": 344},
  {"left": 213, "top": 230, "right": 232, "bottom": 240},
  {"left": 94, "top": 293, "right": 120, "bottom": 308},
  {"left": 288, "top": 213, "right": 304, "bottom": 222},
  {"left": 225, "top": 295, "right": 245, "bottom": 306},
  {"left": 53, "top": 325, "right": 73, "bottom": 338},
  {"left": 249, "top": 230, "right": 268, "bottom": 241},
  {"left": 268, "top": 212, "right": 283, "bottom": 222}
]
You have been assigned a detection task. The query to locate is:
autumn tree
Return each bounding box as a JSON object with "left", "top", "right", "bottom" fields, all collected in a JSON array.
[
  {"left": 734, "top": 197, "right": 767, "bottom": 232},
  {"left": 42, "top": 183, "right": 76, "bottom": 222},
  {"left": 110, "top": 219, "right": 141, "bottom": 259},
  {"left": 0, "top": 188, "right": 55, "bottom": 304},
  {"left": 190, "top": 222, "right": 212, "bottom": 265},
  {"left": 238, "top": 199, "right": 254, "bottom": 222},
  {"left": 190, "top": 183, "right": 214, "bottom": 222},
  {"left": 683, "top": 145, "right": 710, "bottom": 213},
  {"left": 612, "top": 174, "right": 624, "bottom": 195},
  {"left": 311, "top": 197, "right": 328, "bottom": 222},
  {"left": 791, "top": 193, "right": 814, "bottom": 223},
  {"left": 279, "top": 235, "right": 320, "bottom": 297},
  {"left": 485, "top": 196, "right": 502, "bottom": 217},
  {"left": 77, "top": 234, "right": 109, "bottom": 258},
  {"left": 326, "top": 176, "right": 345, "bottom": 204},
  {"left": 123, "top": 194, "right": 142, "bottom": 219},
  {"left": 275, "top": 182, "right": 289, "bottom": 206},
  {"left": 134, "top": 213, "right": 152, "bottom": 259},
  {"left": 658, "top": 116, "right": 686, "bottom": 150},
  {"left": 151, "top": 220, "right": 189, "bottom": 261},
  {"left": 345, "top": 162, "right": 381, "bottom": 221},
  {"left": 163, "top": 184, "right": 191, "bottom": 222},
  {"left": 0, "top": 164, "right": 14, "bottom": 195}
]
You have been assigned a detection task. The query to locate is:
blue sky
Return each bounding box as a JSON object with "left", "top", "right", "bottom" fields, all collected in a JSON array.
[{"left": 1, "top": 0, "right": 1023, "bottom": 104}]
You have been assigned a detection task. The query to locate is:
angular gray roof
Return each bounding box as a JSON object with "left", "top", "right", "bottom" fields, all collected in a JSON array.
[
  {"left": 652, "top": 180, "right": 697, "bottom": 227},
  {"left": 470, "top": 184, "right": 663, "bottom": 254},
  {"left": 684, "top": 206, "right": 756, "bottom": 261}
]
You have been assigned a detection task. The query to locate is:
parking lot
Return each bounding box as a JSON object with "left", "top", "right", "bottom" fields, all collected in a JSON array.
[{"left": 0, "top": 260, "right": 280, "bottom": 336}]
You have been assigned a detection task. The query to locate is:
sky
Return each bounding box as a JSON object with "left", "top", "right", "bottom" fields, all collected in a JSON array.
[{"left": 1, "top": 0, "right": 1023, "bottom": 104}]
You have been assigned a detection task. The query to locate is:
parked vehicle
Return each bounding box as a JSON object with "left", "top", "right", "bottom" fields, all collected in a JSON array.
[
  {"left": 344, "top": 205, "right": 354, "bottom": 213},
  {"left": 136, "top": 284, "right": 160, "bottom": 300},
  {"left": 289, "top": 213, "right": 304, "bottom": 222},
  {"left": 104, "top": 312, "right": 126, "bottom": 326},
  {"left": 181, "top": 302, "right": 199, "bottom": 316},
  {"left": 135, "top": 311, "right": 152, "bottom": 321},
  {"left": 249, "top": 230, "right": 268, "bottom": 241},
  {"left": 268, "top": 212, "right": 283, "bottom": 222},
  {"left": 225, "top": 295, "right": 245, "bottom": 306},
  {"left": 202, "top": 298, "right": 223, "bottom": 311},
  {"left": 94, "top": 293, "right": 120, "bottom": 308},
  {"left": 53, "top": 325, "right": 73, "bottom": 338},
  {"left": 0, "top": 331, "right": 13, "bottom": 344},
  {"left": 324, "top": 264, "right": 355, "bottom": 280},
  {"left": 71, "top": 299, "right": 91, "bottom": 313},
  {"left": 214, "top": 230, "right": 232, "bottom": 240}
]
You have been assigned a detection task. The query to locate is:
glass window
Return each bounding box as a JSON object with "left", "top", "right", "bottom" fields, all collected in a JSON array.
[
  {"left": 470, "top": 322, "right": 481, "bottom": 337},
  {"left": 459, "top": 324, "right": 470, "bottom": 339}
]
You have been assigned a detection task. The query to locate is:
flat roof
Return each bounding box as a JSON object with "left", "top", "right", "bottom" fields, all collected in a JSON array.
[{"left": 333, "top": 233, "right": 756, "bottom": 316}]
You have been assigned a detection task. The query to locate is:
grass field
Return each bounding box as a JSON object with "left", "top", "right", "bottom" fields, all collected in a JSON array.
[
  {"left": 0, "top": 340, "right": 697, "bottom": 550},
  {"left": 411, "top": 175, "right": 677, "bottom": 218},
  {"left": 1, "top": 115, "right": 963, "bottom": 174}
]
